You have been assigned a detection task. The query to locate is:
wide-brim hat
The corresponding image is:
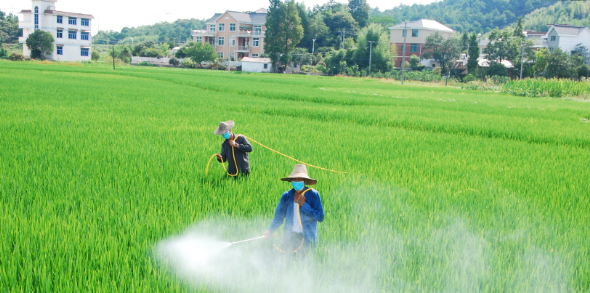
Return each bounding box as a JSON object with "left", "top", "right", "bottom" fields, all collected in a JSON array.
[
  {"left": 280, "top": 164, "right": 317, "bottom": 185},
  {"left": 214, "top": 120, "right": 235, "bottom": 135}
]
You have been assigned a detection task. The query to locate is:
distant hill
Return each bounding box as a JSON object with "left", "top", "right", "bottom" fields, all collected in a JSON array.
[
  {"left": 94, "top": 18, "right": 206, "bottom": 45},
  {"left": 372, "top": 0, "right": 556, "bottom": 33},
  {"left": 522, "top": 1, "right": 590, "bottom": 32}
]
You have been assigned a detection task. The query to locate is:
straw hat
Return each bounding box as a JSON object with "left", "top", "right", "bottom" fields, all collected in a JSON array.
[
  {"left": 281, "top": 164, "right": 317, "bottom": 185},
  {"left": 214, "top": 120, "right": 235, "bottom": 135}
]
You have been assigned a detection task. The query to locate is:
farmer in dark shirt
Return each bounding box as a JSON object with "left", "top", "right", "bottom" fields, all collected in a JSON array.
[{"left": 214, "top": 121, "right": 252, "bottom": 177}]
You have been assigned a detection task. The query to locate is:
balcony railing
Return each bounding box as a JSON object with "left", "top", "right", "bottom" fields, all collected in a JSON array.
[
  {"left": 229, "top": 30, "right": 264, "bottom": 37},
  {"left": 235, "top": 46, "right": 250, "bottom": 52},
  {"left": 192, "top": 30, "right": 216, "bottom": 37}
]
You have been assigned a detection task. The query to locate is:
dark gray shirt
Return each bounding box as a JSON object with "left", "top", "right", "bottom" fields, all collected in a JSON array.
[{"left": 218, "top": 135, "right": 252, "bottom": 175}]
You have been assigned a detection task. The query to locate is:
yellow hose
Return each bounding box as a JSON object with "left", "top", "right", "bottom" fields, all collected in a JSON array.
[{"left": 206, "top": 134, "right": 347, "bottom": 176}]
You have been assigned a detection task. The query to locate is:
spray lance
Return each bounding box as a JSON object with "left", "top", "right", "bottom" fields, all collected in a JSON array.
[{"left": 229, "top": 233, "right": 277, "bottom": 246}]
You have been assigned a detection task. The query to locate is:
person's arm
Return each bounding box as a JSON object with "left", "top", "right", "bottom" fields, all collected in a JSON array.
[
  {"left": 300, "top": 190, "right": 324, "bottom": 222},
  {"left": 235, "top": 136, "right": 253, "bottom": 152},
  {"left": 268, "top": 192, "right": 289, "bottom": 231},
  {"left": 216, "top": 144, "right": 227, "bottom": 163}
]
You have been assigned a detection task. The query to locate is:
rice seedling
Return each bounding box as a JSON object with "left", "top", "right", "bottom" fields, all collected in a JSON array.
[{"left": 0, "top": 61, "right": 589, "bottom": 292}]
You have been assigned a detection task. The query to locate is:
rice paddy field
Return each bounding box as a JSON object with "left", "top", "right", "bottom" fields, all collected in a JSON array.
[{"left": 1, "top": 60, "right": 589, "bottom": 292}]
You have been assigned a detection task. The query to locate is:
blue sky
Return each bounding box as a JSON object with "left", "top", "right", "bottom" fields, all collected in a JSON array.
[{"left": 1, "top": 0, "right": 438, "bottom": 34}]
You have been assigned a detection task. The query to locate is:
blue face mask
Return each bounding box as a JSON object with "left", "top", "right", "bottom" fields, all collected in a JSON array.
[
  {"left": 292, "top": 181, "right": 304, "bottom": 191},
  {"left": 222, "top": 132, "right": 231, "bottom": 139}
]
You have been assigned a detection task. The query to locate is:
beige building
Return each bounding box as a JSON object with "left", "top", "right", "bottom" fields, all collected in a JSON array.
[
  {"left": 192, "top": 9, "right": 267, "bottom": 61},
  {"left": 389, "top": 19, "right": 454, "bottom": 68}
]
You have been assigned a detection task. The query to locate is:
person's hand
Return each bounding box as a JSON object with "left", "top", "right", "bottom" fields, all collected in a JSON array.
[
  {"left": 294, "top": 193, "right": 306, "bottom": 206},
  {"left": 262, "top": 230, "right": 272, "bottom": 240},
  {"left": 229, "top": 140, "right": 238, "bottom": 148},
  {"left": 216, "top": 153, "right": 222, "bottom": 160}
]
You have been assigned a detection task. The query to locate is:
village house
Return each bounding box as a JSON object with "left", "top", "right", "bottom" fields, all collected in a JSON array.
[
  {"left": 389, "top": 19, "right": 455, "bottom": 69},
  {"left": 544, "top": 24, "right": 590, "bottom": 59},
  {"left": 192, "top": 9, "right": 267, "bottom": 61},
  {"left": 18, "top": 0, "right": 93, "bottom": 61}
]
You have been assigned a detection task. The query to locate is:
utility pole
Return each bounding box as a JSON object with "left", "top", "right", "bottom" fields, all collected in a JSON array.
[
  {"left": 312, "top": 39, "right": 316, "bottom": 54},
  {"left": 401, "top": 22, "right": 407, "bottom": 85},
  {"left": 368, "top": 41, "right": 375, "bottom": 74},
  {"left": 520, "top": 40, "right": 524, "bottom": 79},
  {"left": 112, "top": 42, "right": 115, "bottom": 70},
  {"left": 228, "top": 37, "right": 230, "bottom": 74}
]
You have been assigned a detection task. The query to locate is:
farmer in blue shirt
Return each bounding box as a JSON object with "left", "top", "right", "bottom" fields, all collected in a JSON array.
[{"left": 263, "top": 164, "right": 324, "bottom": 254}]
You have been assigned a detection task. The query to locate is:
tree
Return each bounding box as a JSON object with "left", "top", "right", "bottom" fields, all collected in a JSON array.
[
  {"left": 545, "top": 48, "right": 577, "bottom": 79},
  {"left": 26, "top": 30, "right": 55, "bottom": 59},
  {"left": 571, "top": 44, "right": 589, "bottom": 65},
  {"left": 91, "top": 50, "right": 100, "bottom": 61},
  {"left": 467, "top": 32, "right": 480, "bottom": 74},
  {"left": 352, "top": 23, "right": 391, "bottom": 73},
  {"left": 265, "top": 0, "right": 304, "bottom": 70},
  {"left": 533, "top": 48, "right": 548, "bottom": 77},
  {"left": 423, "top": 32, "right": 461, "bottom": 75},
  {"left": 348, "top": 0, "right": 370, "bottom": 28},
  {"left": 512, "top": 17, "right": 525, "bottom": 38},
  {"left": 484, "top": 29, "right": 518, "bottom": 63},
  {"left": 0, "top": 11, "right": 20, "bottom": 43},
  {"left": 186, "top": 42, "right": 217, "bottom": 68},
  {"left": 307, "top": 13, "right": 330, "bottom": 51}
]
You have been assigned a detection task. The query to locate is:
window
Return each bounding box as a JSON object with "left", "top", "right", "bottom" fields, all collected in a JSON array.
[
  {"left": 81, "top": 18, "right": 89, "bottom": 26},
  {"left": 411, "top": 44, "right": 417, "bottom": 52},
  {"left": 218, "top": 52, "right": 224, "bottom": 58},
  {"left": 217, "top": 36, "right": 224, "bottom": 46},
  {"left": 230, "top": 23, "right": 236, "bottom": 31},
  {"left": 254, "top": 25, "right": 262, "bottom": 35},
  {"left": 230, "top": 53, "right": 235, "bottom": 60},
  {"left": 68, "top": 31, "right": 77, "bottom": 39},
  {"left": 34, "top": 7, "right": 39, "bottom": 29},
  {"left": 230, "top": 38, "right": 235, "bottom": 46},
  {"left": 252, "top": 53, "right": 259, "bottom": 58},
  {"left": 253, "top": 38, "right": 259, "bottom": 47},
  {"left": 196, "top": 36, "right": 202, "bottom": 43},
  {"left": 550, "top": 36, "right": 556, "bottom": 41},
  {"left": 57, "top": 15, "right": 63, "bottom": 24},
  {"left": 69, "top": 17, "right": 77, "bottom": 25},
  {"left": 57, "top": 46, "right": 63, "bottom": 55},
  {"left": 549, "top": 47, "right": 554, "bottom": 52},
  {"left": 219, "top": 23, "right": 225, "bottom": 31},
  {"left": 81, "top": 32, "right": 89, "bottom": 40},
  {"left": 81, "top": 48, "right": 89, "bottom": 56},
  {"left": 264, "top": 64, "right": 268, "bottom": 69},
  {"left": 209, "top": 24, "right": 215, "bottom": 32},
  {"left": 57, "top": 29, "right": 63, "bottom": 38},
  {"left": 412, "top": 29, "right": 419, "bottom": 37},
  {"left": 401, "top": 45, "right": 405, "bottom": 52},
  {"left": 402, "top": 30, "right": 406, "bottom": 37}
]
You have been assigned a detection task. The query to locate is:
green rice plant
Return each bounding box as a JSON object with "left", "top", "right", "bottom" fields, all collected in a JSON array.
[{"left": 0, "top": 61, "right": 589, "bottom": 292}]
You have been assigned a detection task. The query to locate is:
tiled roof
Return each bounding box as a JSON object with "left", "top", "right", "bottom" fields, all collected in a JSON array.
[
  {"left": 551, "top": 25, "right": 585, "bottom": 36},
  {"left": 207, "top": 11, "right": 267, "bottom": 24},
  {"left": 389, "top": 19, "right": 454, "bottom": 33},
  {"left": 206, "top": 13, "right": 222, "bottom": 24},
  {"left": 44, "top": 10, "right": 94, "bottom": 18}
]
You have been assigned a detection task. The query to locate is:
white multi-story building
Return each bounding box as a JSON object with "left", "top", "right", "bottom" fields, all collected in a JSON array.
[
  {"left": 544, "top": 24, "right": 590, "bottom": 56},
  {"left": 19, "top": 0, "right": 94, "bottom": 61}
]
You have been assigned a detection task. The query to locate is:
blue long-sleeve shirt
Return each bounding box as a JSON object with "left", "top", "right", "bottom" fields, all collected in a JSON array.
[{"left": 268, "top": 188, "right": 324, "bottom": 245}]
